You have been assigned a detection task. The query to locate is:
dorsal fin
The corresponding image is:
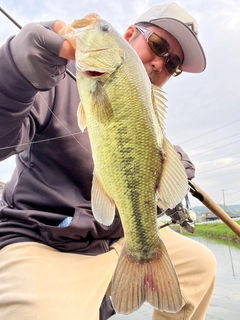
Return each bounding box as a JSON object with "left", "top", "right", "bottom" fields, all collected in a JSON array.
[
  {"left": 156, "top": 138, "right": 189, "bottom": 209},
  {"left": 151, "top": 85, "right": 188, "bottom": 209},
  {"left": 151, "top": 84, "right": 168, "bottom": 133}
]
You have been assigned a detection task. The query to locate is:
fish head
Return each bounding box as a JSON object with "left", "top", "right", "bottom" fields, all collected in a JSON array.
[{"left": 59, "top": 13, "right": 125, "bottom": 80}]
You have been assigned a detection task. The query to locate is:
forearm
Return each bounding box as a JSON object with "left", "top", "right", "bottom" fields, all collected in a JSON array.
[
  {"left": 0, "top": 22, "right": 67, "bottom": 161},
  {"left": 0, "top": 39, "right": 38, "bottom": 160}
]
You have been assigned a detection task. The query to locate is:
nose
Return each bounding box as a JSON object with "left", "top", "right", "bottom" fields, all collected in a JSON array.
[{"left": 152, "top": 56, "right": 166, "bottom": 73}]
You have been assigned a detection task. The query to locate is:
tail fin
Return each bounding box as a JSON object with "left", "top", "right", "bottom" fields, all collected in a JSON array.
[{"left": 111, "top": 240, "right": 182, "bottom": 314}]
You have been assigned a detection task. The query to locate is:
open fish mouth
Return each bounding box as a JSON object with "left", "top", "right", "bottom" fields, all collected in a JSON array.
[{"left": 84, "top": 70, "right": 105, "bottom": 77}]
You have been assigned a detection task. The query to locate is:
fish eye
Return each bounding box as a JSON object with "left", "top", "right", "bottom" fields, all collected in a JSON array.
[{"left": 100, "top": 23, "right": 110, "bottom": 32}]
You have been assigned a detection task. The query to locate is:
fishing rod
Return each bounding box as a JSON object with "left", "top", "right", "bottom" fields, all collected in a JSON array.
[
  {"left": 189, "top": 181, "right": 240, "bottom": 237},
  {"left": 0, "top": 6, "right": 76, "bottom": 81},
  {"left": 1, "top": 7, "right": 240, "bottom": 238}
]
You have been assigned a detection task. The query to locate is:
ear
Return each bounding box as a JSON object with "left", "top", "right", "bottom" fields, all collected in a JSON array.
[{"left": 123, "top": 25, "right": 136, "bottom": 42}]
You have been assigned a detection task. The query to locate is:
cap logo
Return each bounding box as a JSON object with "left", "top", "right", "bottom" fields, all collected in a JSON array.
[{"left": 185, "top": 22, "right": 198, "bottom": 35}]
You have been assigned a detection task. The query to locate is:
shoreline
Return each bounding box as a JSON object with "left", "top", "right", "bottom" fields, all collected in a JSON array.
[
  {"left": 180, "top": 220, "right": 240, "bottom": 243},
  {"left": 187, "top": 232, "right": 240, "bottom": 243}
]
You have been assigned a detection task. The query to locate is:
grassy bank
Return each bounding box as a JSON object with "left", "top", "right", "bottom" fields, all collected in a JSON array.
[{"left": 190, "top": 220, "right": 240, "bottom": 242}]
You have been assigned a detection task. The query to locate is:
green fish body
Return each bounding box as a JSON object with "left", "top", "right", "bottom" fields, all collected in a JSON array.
[{"left": 60, "top": 14, "right": 188, "bottom": 314}]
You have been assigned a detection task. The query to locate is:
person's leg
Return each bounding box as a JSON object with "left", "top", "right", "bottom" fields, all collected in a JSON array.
[
  {"left": 153, "top": 226, "right": 216, "bottom": 320},
  {"left": 2, "top": 230, "right": 215, "bottom": 320},
  {"left": 0, "top": 242, "right": 119, "bottom": 320}
]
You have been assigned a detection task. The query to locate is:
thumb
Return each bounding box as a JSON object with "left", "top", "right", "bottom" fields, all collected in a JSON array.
[
  {"left": 54, "top": 20, "right": 75, "bottom": 61},
  {"left": 53, "top": 20, "right": 66, "bottom": 33}
]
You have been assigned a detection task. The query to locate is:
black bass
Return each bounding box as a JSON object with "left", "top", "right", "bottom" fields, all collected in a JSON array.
[{"left": 60, "top": 14, "right": 188, "bottom": 314}]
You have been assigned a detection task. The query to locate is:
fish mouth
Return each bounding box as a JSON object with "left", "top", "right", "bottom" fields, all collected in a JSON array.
[{"left": 84, "top": 70, "right": 105, "bottom": 77}]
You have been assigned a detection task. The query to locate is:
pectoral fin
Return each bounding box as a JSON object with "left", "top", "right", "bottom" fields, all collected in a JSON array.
[
  {"left": 77, "top": 102, "right": 87, "bottom": 132},
  {"left": 156, "top": 138, "right": 188, "bottom": 209},
  {"left": 92, "top": 81, "right": 114, "bottom": 124},
  {"left": 91, "top": 172, "right": 116, "bottom": 226}
]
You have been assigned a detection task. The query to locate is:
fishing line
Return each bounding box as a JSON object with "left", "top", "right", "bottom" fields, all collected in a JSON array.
[
  {"left": 0, "top": 133, "right": 82, "bottom": 151},
  {"left": 0, "top": 91, "right": 90, "bottom": 153},
  {"left": 38, "top": 93, "right": 90, "bottom": 153},
  {"left": 0, "top": 6, "right": 91, "bottom": 154}
]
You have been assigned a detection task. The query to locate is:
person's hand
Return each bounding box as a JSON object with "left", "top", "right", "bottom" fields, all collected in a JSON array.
[
  {"left": 10, "top": 20, "right": 75, "bottom": 90},
  {"left": 53, "top": 20, "right": 75, "bottom": 61}
]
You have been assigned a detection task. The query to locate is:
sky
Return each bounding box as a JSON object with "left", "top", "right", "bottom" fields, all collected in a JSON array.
[{"left": 0, "top": 0, "right": 240, "bottom": 209}]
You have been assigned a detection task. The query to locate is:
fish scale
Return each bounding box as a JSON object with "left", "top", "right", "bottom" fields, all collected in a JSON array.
[{"left": 60, "top": 13, "right": 188, "bottom": 315}]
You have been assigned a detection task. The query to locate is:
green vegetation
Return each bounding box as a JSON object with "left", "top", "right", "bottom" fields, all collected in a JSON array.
[{"left": 188, "top": 220, "right": 240, "bottom": 242}]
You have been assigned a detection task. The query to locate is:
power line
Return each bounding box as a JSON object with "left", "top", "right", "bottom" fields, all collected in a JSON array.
[
  {"left": 190, "top": 139, "right": 240, "bottom": 158},
  {"left": 178, "top": 119, "right": 240, "bottom": 145},
  {"left": 185, "top": 132, "right": 240, "bottom": 152},
  {"left": 226, "top": 179, "right": 240, "bottom": 190},
  {"left": 194, "top": 151, "right": 240, "bottom": 165},
  {"left": 225, "top": 189, "right": 240, "bottom": 196},
  {"left": 197, "top": 170, "right": 240, "bottom": 180},
  {"left": 227, "top": 195, "right": 240, "bottom": 205},
  {"left": 197, "top": 162, "right": 240, "bottom": 175}
]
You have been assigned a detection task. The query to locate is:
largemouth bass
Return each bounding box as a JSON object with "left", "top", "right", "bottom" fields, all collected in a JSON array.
[{"left": 60, "top": 14, "right": 188, "bottom": 314}]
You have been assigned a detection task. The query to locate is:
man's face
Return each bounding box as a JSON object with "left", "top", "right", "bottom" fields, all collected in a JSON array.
[{"left": 124, "top": 25, "right": 184, "bottom": 87}]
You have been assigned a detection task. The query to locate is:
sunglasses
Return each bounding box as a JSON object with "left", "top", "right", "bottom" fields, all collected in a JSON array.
[{"left": 135, "top": 25, "right": 182, "bottom": 77}]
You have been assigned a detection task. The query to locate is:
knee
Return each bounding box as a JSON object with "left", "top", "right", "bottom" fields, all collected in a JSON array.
[
  {"left": 195, "top": 242, "right": 216, "bottom": 277},
  {"left": 160, "top": 228, "right": 216, "bottom": 286},
  {"left": 184, "top": 239, "right": 216, "bottom": 292}
]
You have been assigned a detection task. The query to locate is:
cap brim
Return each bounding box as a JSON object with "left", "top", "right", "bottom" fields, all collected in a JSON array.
[{"left": 146, "top": 18, "right": 206, "bottom": 73}]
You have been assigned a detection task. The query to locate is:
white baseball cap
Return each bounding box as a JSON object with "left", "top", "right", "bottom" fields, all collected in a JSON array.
[{"left": 135, "top": 3, "right": 206, "bottom": 73}]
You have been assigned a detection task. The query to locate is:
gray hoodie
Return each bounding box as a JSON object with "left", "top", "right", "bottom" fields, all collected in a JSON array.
[
  {"left": 0, "top": 34, "right": 123, "bottom": 255},
  {"left": 0, "top": 24, "right": 195, "bottom": 255}
]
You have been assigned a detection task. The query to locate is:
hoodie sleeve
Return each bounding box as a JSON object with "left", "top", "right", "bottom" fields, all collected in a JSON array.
[
  {"left": 0, "top": 22, "right": 67, "bottom": 161},
  {"left": 0, "top": 38, "right": 38, "bottom": 160},
  {"left": 173, "top": 145, "right": 195, "bottom": 180}
]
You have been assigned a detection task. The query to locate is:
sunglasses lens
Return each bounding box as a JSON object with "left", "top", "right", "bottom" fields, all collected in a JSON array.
[
  {"left": 148, "top": 33, "right": 168, "bottom": 57},
  {"left": 148, "top": 33, "right": 182, "bottom": 77},
  {"left": 165, "top": 57, "right": 182, "bottom": 77}
]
